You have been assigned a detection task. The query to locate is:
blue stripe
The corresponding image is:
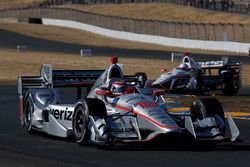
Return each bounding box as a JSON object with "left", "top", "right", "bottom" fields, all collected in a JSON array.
[{"left": 237, "top": 116, "right": 250, "bottom": 119}]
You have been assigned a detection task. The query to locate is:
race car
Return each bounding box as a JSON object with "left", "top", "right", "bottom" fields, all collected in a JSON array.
[
  {"left": 18, "top": 57, "right": 240, "bottom": 146},
  {"left": 148, "top": 56, "right": 241, "bottom": 95}
]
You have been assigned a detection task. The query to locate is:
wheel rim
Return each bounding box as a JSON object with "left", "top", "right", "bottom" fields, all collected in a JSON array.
[
  {"left": 25, "top": 101, "right": 33, "bottom": 130},
  {"left": 74, "top": 108, "right": 86, "bottom": 138},
  {"left": 191, "top": 101, "right": 206, "bottom": 120},
  {"left": 233, "top": 74, "right": 239, "bottom": 89}
]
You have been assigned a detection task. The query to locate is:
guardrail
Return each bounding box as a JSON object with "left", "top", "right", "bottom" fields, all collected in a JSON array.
[
  {"left": 42, "top": 18, "right": 250, "bottom": 53},
  {"left": 65, "top": 0, "right": 250, "bottom": 15}
]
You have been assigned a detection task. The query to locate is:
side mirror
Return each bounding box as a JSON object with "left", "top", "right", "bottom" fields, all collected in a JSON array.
[
  {"left": 96, "top": 89, "right": 112, "bottom": 96},
  {"left": 153, "top": 89, "right": 165, "bottom": 96}
]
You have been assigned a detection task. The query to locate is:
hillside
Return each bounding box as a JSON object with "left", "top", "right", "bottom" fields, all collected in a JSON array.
[{"left": 60, "top": 3, "right": 250, "bottom": 24}]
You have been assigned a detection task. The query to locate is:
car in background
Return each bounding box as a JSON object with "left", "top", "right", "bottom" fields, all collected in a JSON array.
[{"left": 147, "top": 56, "right": 241, "bottom": 95}]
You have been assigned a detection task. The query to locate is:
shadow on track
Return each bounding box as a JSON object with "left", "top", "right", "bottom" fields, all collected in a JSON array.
[{"left": 99, "top": 142, "right": 250, "bottom": 152}]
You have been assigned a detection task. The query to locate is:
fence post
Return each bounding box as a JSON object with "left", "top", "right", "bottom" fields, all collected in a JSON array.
[
  {"left": 241, "top": 24, "right": 246, "bottom": 43},
  {"left": 196, "top": 23, "right": 200, "bottom": 40},
  {"left": 180, "top": 22, "right": 184, "bottom": 38},
  {"left": 212, "top": 24, "right": 216, "bottom": 41},
  {"left": 188, "top": 23, "right": 191, "bottom": 39},
  {"left": 232, "top": 24, "right": 236, "bottom": 42},
  {"left": 166, "top": 22, "right": 169, "bottom": 37},
  {"left": 174, "top": 22, "right": 177, "bottom": 38},
  {"left": 203, "top": 23, "right": 207, "bottom": 40}
]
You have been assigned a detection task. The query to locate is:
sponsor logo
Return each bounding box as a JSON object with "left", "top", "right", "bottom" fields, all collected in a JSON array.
[
  {"left": 50, "top": 108, "right": 73, "bottom": 121},
  {"left": 199, "top": 61, "right": 223, "bottom": 67},
  {"left": 203, "top": 78, "right": 222, "bottom": 86},
  {"left": 38, "top": 94, "right": 50, "bottom": 98}
]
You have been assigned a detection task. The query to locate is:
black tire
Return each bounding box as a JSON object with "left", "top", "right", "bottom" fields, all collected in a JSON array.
[
  {"left": 73, "top": 98, "right": 107, "bottom": 145},
  {"left": 72, "top": 103, "right": 89, "bottom": 145},
  {"left": 195, "top": 70, "right": 204, "bottom": 95},
  {"left": 221, "top": 72, "right": 240, "bottom": 95},
  {"left": 135, "top": 72, "right": 147, "bottom": 88},
  {"left": 24, "top": 97, "right": 35, "bottom": 134},
  {"left": 190, "top": 98, "right": 225, "bottom": 134}
]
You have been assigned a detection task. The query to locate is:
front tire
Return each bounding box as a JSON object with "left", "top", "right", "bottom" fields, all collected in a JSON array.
[
  {"left": 190, "top": 98, "right": 225, "bottom": 134},
  {"left": 24, "top": 98, "right": 35, "bottom": 134},
  {"left": 73, "top": 103, "right": 89, "bottom": 145},
  {"left": 73, "top": 98, "right": 107, "bottom": 145}
]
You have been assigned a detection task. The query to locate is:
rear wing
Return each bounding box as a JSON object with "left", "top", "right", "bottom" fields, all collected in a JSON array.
[
  {"left": 18, "top": 64, "right": 104, "bottom": 96},
  {"left": 18, "top": 64, "right": 145, "bottom": 96},
  {"left": 197, "top": 57, "right": 241, "bottom": 70}
]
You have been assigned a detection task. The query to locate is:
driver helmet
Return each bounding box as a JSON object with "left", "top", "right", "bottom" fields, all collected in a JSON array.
[
  {"left": 178, "top": 63, "right": 189, "bottom": 71},
  {"left": 110, "top": 80, "right": 127, "bottom": 96}
]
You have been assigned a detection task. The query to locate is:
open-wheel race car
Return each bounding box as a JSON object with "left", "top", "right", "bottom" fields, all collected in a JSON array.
[
  {"left": 18, "top": 57, "right": 240, "bottom": 146},
  {"left": 147, "top": 56, "right": 241, "bottom": 95}
]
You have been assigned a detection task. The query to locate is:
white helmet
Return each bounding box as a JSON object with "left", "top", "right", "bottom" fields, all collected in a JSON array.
[{"left": 178, "top": 63, "right": 189, "bottom": 71}]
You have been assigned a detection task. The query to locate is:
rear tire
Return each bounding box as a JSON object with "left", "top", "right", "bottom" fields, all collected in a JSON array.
[
  {"left": 73, "top": 98, "right": 107, "bottom": 145},
  {"left": 221, "top": 72, "right": 240, "bottom": 95}
]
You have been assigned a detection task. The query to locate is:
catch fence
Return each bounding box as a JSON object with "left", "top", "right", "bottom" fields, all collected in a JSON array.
[{"left": 0, "top": 7, "right": 248, "bottom": 42}]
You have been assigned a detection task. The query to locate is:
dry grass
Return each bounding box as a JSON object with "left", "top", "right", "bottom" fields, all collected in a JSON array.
[
  {"left": 0, "top": 48, "right": 249, "bottom": 85},
  {"left": 0, "top": 48, "right": 177, "bottom": 83},
  {"left": 60, "top": 3, "right": 250, "bottom": 24},
  {"left": 0, "top": 0, "right": 44, "bottom": 4},
  {"left": 0, "top": 22, "right": 247, "bottom": 56},
  {"left": 0, "top": 0, "right": 45, "bottom": 10}
]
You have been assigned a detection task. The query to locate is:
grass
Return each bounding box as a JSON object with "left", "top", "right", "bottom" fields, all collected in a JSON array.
[
  {"left": 0, "top": 48, "right": 177, "bottom": 83},
  {"left": 59, "top": 3, "right": 250, "bottom": 24},
  {"left": 0, "top": 0, "right": 46, "bottom": 10},
  {"left": 56, "top": 3, "right": 250, "bottom": 45},
  {"left": 0, "top": 48, "right": 249, "bottom": 85}
]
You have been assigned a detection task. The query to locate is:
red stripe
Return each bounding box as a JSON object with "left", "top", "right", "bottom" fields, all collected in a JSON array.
[
  {"left": 134, "top": 111, "right": 179, "bottom": 129},
  {"left": 137, "top": 102, "right": 147, "bottom": 108},
  {"left": 115, "top": 105, "right": 179, "bottom": 129},
  {"left": 115, "top": 105, "right": 132, "bottom": 112},
  {"left": 19, "top": 96, "right": 23, "bottom": 121},
  {"left": 113, "top": 82, "right": 124, "bottom": 85}
]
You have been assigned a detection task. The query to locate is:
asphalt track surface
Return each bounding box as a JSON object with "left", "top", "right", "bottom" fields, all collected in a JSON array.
[
  {"left": 1, "top": 28, "right": 250, "bottom": 167},
  {"left": 1, "top": 28, "right": 250, "bottom": 63},
  {"left": 0, "top": 85, "right": 250, "bottom": 167}
]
